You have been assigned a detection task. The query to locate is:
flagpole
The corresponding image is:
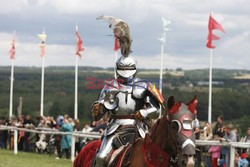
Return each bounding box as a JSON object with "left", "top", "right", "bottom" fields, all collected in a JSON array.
[
  {"left": 208, "top": 48, "right": 213, "bottom": 123},
  {"left": 158, "top": 44, "right": 164, "bottom": 118},
  {"left": 74, "top": 25, "right": 79, "bottom": 120},
  {"left": 9, "top": 59, "right": 15, "bottom": 118},
  {"left": 159, "top": 44, "right": 164, "bottom": 94},
  {"left": 74, "top": 54, "right": 78, "bottom": 120},
  {"left": 9, "top": 31, "right": 16, "bottom": 118},
  {"left": 40, "top": 55, "right": 45, "bottom": 117},
  {"left": 158, "top": 17, "right": 170, "bottom": 118},
  {"left": 37, "top": 29, "right": 47, "bottom": 117},
  {"left": 208, "top": 11, "right": 213, "bottom": 124}
]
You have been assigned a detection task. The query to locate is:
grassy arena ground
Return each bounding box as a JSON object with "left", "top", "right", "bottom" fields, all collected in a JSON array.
[{"left": 0, "top": 149, "right": 72, "bottom": 167}]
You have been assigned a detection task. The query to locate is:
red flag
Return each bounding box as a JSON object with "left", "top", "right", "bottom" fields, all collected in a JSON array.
[
  {"left": 40, "top": 44, "right": 45, "bottom": 57},
  {"left": 206, "top": 15, "right": 225, "bottom": 48},
  {"left": 76, "top": 30, "right": 84, "bottom": 57},
  {"left": 37, "top": 32, "right": 46, "bottom": 57},
  {"left": 9, "top": 36, "right": 16, "bottom": 60},
  {"left": 114, "top": 36, "right": 119, "bottom": 51}
]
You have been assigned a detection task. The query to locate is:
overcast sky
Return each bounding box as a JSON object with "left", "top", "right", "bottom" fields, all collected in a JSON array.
[{"left": 0, "top": 0, "right": 250, "bottom": 69}]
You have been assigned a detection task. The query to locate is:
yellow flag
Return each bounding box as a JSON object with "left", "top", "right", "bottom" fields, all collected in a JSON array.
[{"left": 37, "top": 33, "right": 47, "bottom": 43}]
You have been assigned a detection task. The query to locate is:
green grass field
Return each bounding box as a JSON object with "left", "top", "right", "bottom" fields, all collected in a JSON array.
[{"left": 0, "top": 149, "right": 72, "bottom": 167}]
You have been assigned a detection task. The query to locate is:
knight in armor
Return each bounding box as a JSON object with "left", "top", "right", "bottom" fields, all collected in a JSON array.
[{"left": 92, "top": 16, "right": 163, "bottom": 167}]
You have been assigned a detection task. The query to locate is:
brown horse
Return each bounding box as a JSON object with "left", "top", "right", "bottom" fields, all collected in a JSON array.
[{"left": 74, "top": 96, "right": 197, "bottom": 167}]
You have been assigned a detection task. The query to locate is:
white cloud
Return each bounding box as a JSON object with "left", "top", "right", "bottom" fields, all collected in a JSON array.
[
  {"left": 1, "top": 0, "right": 250, "bottom": 69},
  {"left": 0, "top": 0, "right": 28, "bottom": 14}
]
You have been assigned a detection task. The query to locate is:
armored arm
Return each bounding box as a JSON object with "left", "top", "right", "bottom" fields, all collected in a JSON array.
[
  {"left": 138, "top": 94, "right": 160, "bottom": 119},
  {"left": 91, "top": 88, "right": 107, "bottom": 121},
  {"left": 132, "top": 81, "right": 161, "bottom": 119}
]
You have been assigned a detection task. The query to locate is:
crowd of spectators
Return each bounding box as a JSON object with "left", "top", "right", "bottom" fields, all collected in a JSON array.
[
  {"left": 0, "top": 114, "right": 107, "bottom": 159},
  {"left": 1, "top": 114, "right": 250, "bottom": 166},
  {"left": 194, "top": 116, "right": 250, "bottom": 167}
]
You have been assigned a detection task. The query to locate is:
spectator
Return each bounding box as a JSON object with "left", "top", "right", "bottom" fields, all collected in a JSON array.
[
  {"left": 68, "top": 118, "right": 74, "bottom": 127},
  {"left": 7, "top": 116, "right": 17, "bottom": 150},
  {"left": 238, "top": 153, "right": 249, "bottom": 167},
  {"left": 59, "top": 115, "right": 73, "bottom": 159},
  {"left": 193, "top": 115, "right": 201, "bottom": 167},
  {"left": 233, "top": 127, "right": 240, "bottom": 142},
  {"left": 81, "top": 123, "right": 93, "bottom": 148},
  {"left": 23, "top": 115, "right": 35, "bottom": 151},
  {"left": 37, "top": 118, "right": 46, "bottom": 128},
  {"left": 240, "top": 127, "right": 250, "bottom": 163},
  {"left": 90, "top": 120, "right": 96, "bottom": 128},
  {"left": 201, "top": 122, "right": 213, "bottom": 167},
  {"left": 0, "top": 118, "right": 8, "bottom": 149},
  {"left": 222, "top": 124, "right": 237, "bottom": 142},
  {"left": 213, "top": 116, "right": 224, "bottom": 138},
  {"left": 209, "top": 135, "right": 221, "bottom": 167},
  {"left": 240, "top": 128, "right": 250, "bottom": 144},
  {"left": 55, "top": 115, "right": 63, "bottom": 159},
  {"left": 27, "top": 124, "right": 36, "bottom": 152},
  {"left": 74, "top": 119, "right": 81, "bottom": 131},
  {"left": 46, "top": 116, "right": 56, "bottom": 128},
  {"left": 17, "top": 115, "right": 25, "bottom": 151},
  {"left": 24, "top": 115, "right": 35, "bottom": 126},
  {"left": 74, "top": 119, "right": 81, "bottom": 155},
  {"left": 35, "top": 116, "right": 43, "bottom": 127},
  {"left": 219, "top": 125, "right": 227, "bottom": 167},
  {"left": 57, "top": 115, "right": 64, "bottom": 127},
  {"left": 201, "top": 122, "right": 213, "bottom": 140},
  {"left": 82, "top": 123, "right": 92, "bottom": 133},
  {"left": 220, "top": 124, "right": 237, "bottom": 167}
]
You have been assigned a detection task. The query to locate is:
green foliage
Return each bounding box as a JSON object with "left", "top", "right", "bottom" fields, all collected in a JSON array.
[{"left": 0, "top": 66, "right": 250, "bottom": 125}]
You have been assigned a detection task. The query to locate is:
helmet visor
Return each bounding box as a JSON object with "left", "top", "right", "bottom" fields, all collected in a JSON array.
[{"left": 117, "top": 69, "right": 136, "bottom": 78}]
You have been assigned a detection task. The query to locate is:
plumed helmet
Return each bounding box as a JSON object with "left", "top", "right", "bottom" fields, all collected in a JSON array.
[
  {"left": 97, "top": 15, "right": 136, "bottom": 80},
  {"left": 116, "top": 55, "right": 137, "bottom": 80}
]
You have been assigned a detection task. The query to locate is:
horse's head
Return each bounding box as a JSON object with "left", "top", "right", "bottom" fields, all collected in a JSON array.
[{"left": 168, "top": 96, "right": 197, "bottom": 167}]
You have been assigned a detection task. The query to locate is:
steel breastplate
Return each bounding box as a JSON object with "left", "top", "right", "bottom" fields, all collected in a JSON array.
[{"left": 107, "top": 84, "right": 144, "bottom": 116}]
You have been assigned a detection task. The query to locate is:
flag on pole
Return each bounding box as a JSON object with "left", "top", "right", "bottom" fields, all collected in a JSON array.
[
  {"left": 76, "top": 27, "right": 84, "bottom": 57},
  {"left": 114, "top": 36, "right": 119, "bottom": 51},
  {"left": 159, "top": 32, "right": 166, "bottom": 44},
  {"left": 37, "top": 32, "right": 47, "bottom": 57},
  {"left": 9, "top": 35, "right": 16, "bottom": 59},
  {"left": 39, "top": 45, "right": 45, "bottom": 57},
  {"left": 206, "top": 15, "right": 225, "bottom": 48},
  {"left": 158, "top": 17, "right": 171, "bottom": 44},
  {"left": 162, "top": 17, "right": 171, "bottom": 32}
]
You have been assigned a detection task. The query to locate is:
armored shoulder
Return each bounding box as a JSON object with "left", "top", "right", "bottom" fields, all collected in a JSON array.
[
  {"left": 96, "top": 79, "right": 117, "bottom": 101},
  {"left": 103, "top": 79, "right": 120, "bottom": 90},
  {"left": 132, "top": 79, "right": 148, "bottom": 99}
]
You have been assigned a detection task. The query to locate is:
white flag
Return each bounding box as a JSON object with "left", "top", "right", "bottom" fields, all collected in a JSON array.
[
  {"left": 162, "top": 17, "right": 171, "bottom": 32},
  {"left": 158, "top": 32, "right": 166, "bottom": 44}
]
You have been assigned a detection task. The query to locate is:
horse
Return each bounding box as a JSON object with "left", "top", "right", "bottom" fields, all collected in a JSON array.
[{"left": 74, "top": 96, "right": 197, "bottom": 167}]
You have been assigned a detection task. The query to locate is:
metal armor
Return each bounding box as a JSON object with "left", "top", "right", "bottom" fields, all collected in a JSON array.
[
  {"left": 93, "top": 78, "right": 161, "bottom": 166},
  {"left": 93, "top": 16, "right": 161, "bottom": 166}
]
